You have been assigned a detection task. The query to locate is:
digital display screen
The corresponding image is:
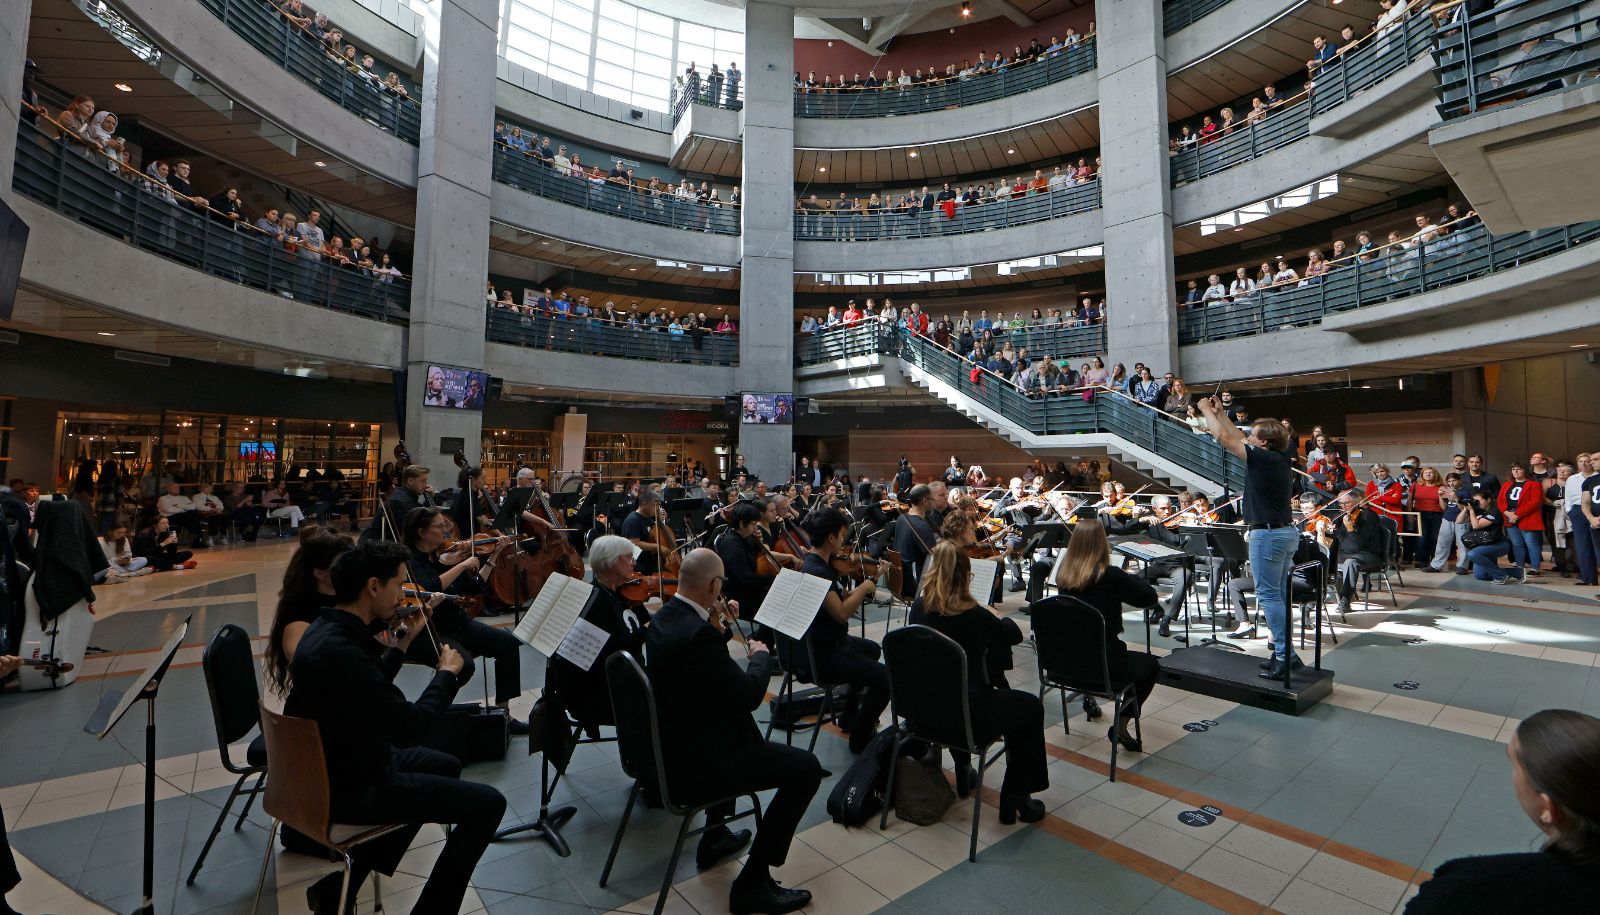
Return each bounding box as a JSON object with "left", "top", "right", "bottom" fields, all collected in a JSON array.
[
  {"left": 424, "top": 365, "right": 489, "bottom": 410},
  {"left": 238, "top": 442, "right": 278, "bottom": 461},
  {"left": 740, "top": 393, "right": 794, "bottom": 425}
]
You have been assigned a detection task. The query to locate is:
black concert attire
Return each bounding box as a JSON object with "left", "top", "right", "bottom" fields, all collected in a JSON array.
[
  {"left": 452, "top": 487, "right": 496, "bottom": 537},
  {"left": 620, "top": 510, "right": 660, "bottom": 574},
  {"left": 550, "top": 582, "right": 649, "bottom": 728},
  {"left": 797, "top": 553, "right": 890, "bottom": 743},
  {"left": 1034, "top": 567, "right": 1161, "bottom": 715},
  {"left": 493, "top": 485, "right": 537, "bottom": 532},
  {"left": 1465, "top": 471, "right": 1502, "bottom": 501},
  {"left": 893, "top": 513, "right": 937, "bottom": 597},
  {"left": 1225, "top": 534, "right": 1324, "bottom": 614},
  {"left": 0, "top": 800, "right": 16, "bottom": 914},
  {"left": 1331, "top": 509, "right": 1385, "bottom": 606},
  {"left": 404, "top": 550, "right": 524, "bottom": 705},
  {"left": 893, "top": 468, "right": 914, "bottom": 494},
  {"left": 643, "top": 595, "right": 822, "bottom": 871},
  {"left": 284, "top": 609, "right": 506, "bottom": 914},
  {"left": 1139, "top": 522, "right": 1198, "bottom": 623},
  {"left": 990, "top": 494, "right": 1038, "bottom": 588},
  {"left": 716, "top": 528, "right": 774, "bottom": 621},
  {"left": 858, "top": 504, "right": 893, "bottom": 559},
  {"left": 908, "top": 598, "right": 1046, "bottom": 800},
  {"left": 363, "top": 487, "right": 435, "bottom": 541},
  {"left": 132, "top": 529, "right": 193, "bottom": 571},
  {"left": 1403, "top": 851, "right": 1599, "bottom": 914}
]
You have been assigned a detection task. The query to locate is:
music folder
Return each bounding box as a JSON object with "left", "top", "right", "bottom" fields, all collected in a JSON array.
[
  {"left": 754, "top": 568, "right": 832, "bottom": 640},
  {"left": 968, "top": 558, "right": 999, "bottom": 606},
  {"left": 514, "top": 575, "right": 601, "bottom": 668}
]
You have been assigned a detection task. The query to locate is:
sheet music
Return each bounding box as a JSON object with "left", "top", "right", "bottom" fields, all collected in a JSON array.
[
  {"left": 513, "top": 574, "right": 594, "bottom": 657},
  {"left": 555, "top": 616, "right": 609, "bottom": 671},
  {"left": 754, "top": 568, "right": 831, "bottom": 640},
  {"left": 968, "top": 558, "right": 999, "bottom": 606}
]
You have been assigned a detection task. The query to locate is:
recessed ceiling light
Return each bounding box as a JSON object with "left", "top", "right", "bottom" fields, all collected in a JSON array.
[
  {"left": 113, "top": 83, "right": 132, "bottom": 92},
  {"left": 818, "top": 166, "right": 827, "bottom": 172},
  {"left": 1571, "top": 343, "right": 1589, "bottom": 348},
  {"left": 97, "top": 331, "right": 116, "bottom": 336},
  {"left": 1006, "top": 148, "right": 1016, "bottom": 154},
  {"left": 628, "top": 267, "right": 637, "bottom": 271},
  {"left": 908, "top": 151, "right": 918, "bottom": 158},
  {"left": 314, "top": 161, "right": 327, "bottom": 167}
]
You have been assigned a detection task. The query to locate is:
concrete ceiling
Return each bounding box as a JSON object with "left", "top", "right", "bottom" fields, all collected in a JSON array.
[
  {"left": 794, "top": 109, "right": 1098, "bottom": 186},
  {"left": 27, "top": 0, "right": 417, "bottom": 224},
  {"left": 488, "top": 222, "right": 742, "bottom": 289}
]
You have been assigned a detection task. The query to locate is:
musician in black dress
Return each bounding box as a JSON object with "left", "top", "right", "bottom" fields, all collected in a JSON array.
[
  {"left": 909, "top": 542, "right": 1047, "bottom": 823},
  {"left": 1329, "top": 489, "right": 1386, "bottom": 614},
  {"left": 402, "top": 508, "right": 528, "bottom": 733},
  {"left": 893, "top": 485, "right": 938, "bottom": 597},
  {"left": 716, "top": 501, "right": 777, "bottom": 621},
  {"left": 452, "top": 465, "right": 497, "bottom": 537},
  {"left": 800, "top": 508, "right": 890, "bottom": 754}
]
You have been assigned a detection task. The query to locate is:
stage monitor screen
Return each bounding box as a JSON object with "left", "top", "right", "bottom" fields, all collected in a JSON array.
[
  {"left": 424, "top": 365, "right": 489, "bottom": 410},
  {"left": 740, "top": 393, "right": 794, "bottom": 425}
]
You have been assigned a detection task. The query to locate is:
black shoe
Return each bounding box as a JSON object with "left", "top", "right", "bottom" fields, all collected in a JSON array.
[
  {"left": 729, "top": 877, "right": 810, "bottom": 915},
  {"left": 1158, "top": 620, "right": 1171, "bottom": 638},
  {"left": 1145, "top": 607, "right": 1164, "bottom": 624},
  {"left": 1007, "top": 579, "right": 1026, "bottom": 592},
  {"left": 955, "top": 764, "right": 977, "bottom": 799},
  {"left": 1108, "top": 724, "right": 1142, "bottom": 753},
  {"left": 998, "top": 793, "right": 1046, "bottom": 824},
  {"left": 507, "top": 717, "right": 530, "bottom": 736},
  {"left": 1337, "top": 601, "right": 1351, "bottom": 616},
  {"left": 848, "top": 725, "right": 879, "bottom": 755},
  {"left": 305, "top": 871, "right": 357, "bottom": 915},
  {"left": 1455, "top": 568, "right": 1470, "bottom": 575},
  {"left": 1259, "top": 657, "right": 1305, "bottom": 680},
  {"left": 1082, "top": 698, "right": 1102, "bottom": 720},
  {"left": 1226, "top": 626, "right": 1258, "bottom": 640},
  {"left": 1259, "top": 657, "right": 1275, "bottom": 670},
  {"left": 696, "top": 826, "right": 753, "bottom": 870}
]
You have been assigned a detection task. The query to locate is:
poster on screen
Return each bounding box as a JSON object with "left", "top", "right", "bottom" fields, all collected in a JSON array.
[
  {"left": 741, "top": 393, "right": 794, "bottom": 424},
  {"left": 424, "top": 365, "right": 489, "bottom": 410}
]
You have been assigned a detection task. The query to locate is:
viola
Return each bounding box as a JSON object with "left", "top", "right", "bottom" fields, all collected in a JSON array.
[{"left": 830, "top": 551, "right": 884, "bottom": 580}]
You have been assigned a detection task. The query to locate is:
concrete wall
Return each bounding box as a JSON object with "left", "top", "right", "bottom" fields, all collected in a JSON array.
[
  {"left": 13, "top": 197, "right": 407, "bottom": 368},
  {"left": 488, "top": 182, "right": 742, "bottom": 266},
  {"left": 1165, "top": 0, "right": 1303, "bottom": 73},
  {"left": 317, "top": 0, "right": 424, "bottom": 69},
  {"left": 1456, "top": 353, "right": 1600, "bottom": 471},
  {"left": 791, "top": 207, "right": 1102, "bottom": 273},
  {"left": 496, "top": 61, "right": 676, "bottom": 160},
  {"left": 116, "top": 0, "right": 419, "bottom": 189},
  {"left": 484, "top": 343, "right": 735, "bottom": 398},
  {"left": 791, "top": 76, "right": 1098, "bottom": 151}
]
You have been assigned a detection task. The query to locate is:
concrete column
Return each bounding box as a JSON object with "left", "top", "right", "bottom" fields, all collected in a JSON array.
[
  {"left": 736, "top": 2, "right": 796, "bottom": 485},
  {"left": 0, "top": 2, "right": 30, "bottom": 195},
  {"left": 403, "top": 0, "right": 496, "bottom": 472},
  {"left": 1096, "top": 0, "right": 1178, "bottom": 374}
]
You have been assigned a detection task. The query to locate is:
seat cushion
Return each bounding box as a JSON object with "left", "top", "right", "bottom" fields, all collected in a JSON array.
[{"left": 246, "top": 733, "right": 268, "bottom": 768}]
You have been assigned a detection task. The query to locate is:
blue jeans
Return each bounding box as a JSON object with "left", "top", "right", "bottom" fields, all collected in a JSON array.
[
  {"left": 1505, "top": 527, "right": 1543, "bottom": 572},
  {"left": 1248, "top": 526, "right": 1301, "bottom": 661},
  {"left": 1570, "top": 507, "right": 1599, "bottom": 583},
  {"left": 1469, "top": 541, "right": 1512, "bottom": 580}
]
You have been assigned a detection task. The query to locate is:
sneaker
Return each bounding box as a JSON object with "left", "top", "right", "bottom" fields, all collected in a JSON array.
[
  {"left": 131, "top": 567, "right": 155, "bottom": 577},
  {"left": 180, "top": 560, "right": 199, "bottom": 570},
  {"left": 1491, "top": 576, "right": 1512, "bottom": 585}
]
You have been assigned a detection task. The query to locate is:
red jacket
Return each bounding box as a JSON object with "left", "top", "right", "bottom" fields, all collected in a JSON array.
[
  {"left": 1309, "top": 459, "right": 1356, "bottom": 493},
  {"left": 1365, "top": 478, "right": 1405, "bottom": 519},
  {"left": 1497, "top": 480, "right": 1545, "bottom": 530}
]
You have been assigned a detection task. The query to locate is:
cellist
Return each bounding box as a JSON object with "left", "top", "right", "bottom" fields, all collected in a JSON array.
[
  {"left": 622, "top": 489, "right": 666, "bottom": 576},
  {"left": 493, "top": 467, "right": 556, "bottom": 542}
]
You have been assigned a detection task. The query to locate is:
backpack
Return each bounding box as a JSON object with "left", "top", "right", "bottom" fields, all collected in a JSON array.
[{"left": 826, "top": 727, "right": 900, "bottom": 826}]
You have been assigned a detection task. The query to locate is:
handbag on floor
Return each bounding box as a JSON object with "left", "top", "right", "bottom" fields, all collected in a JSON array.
[{"left": 892, "top": 755, "right": 956, "bottom": 826}]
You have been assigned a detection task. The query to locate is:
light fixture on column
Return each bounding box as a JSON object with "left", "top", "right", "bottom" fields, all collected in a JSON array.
[{"left": 960, "top": 1, "right": 971, "bottom": 17}]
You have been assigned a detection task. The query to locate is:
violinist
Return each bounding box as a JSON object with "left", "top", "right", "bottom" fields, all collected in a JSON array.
[
  {"left": 1329, "top": 490, "right": 1386, "bottom": 615},
  {"left": 799, "top": 508, "right": 890, "bottom": 754},
  {"left": 941, "top": 456, "right": 966, "bottom": 486},
  {"left": 926, "top": 480, "right": 951, "bottom": 530},
  {"left": 401, "top": 508, "right": 529, "bottom": 734},
  {"left": 283, "top": 540, "right": 505, "bottom": 915},
  {"left": 892, "top": 485, "right": 939, "bottom": 597},
  {"left": 991, "top": 477, "right": 1038, "bottom": 592},
  {"left": 621, "top": 489, "right": 665, "bottom": 574},
  {"left": 452, "top": 465, "right": 498, "bottom": 538},
  {"left": 552, "top": 535, "right": 650, "bottom": 728},
  {"left": 1136, "top": 497, "right": 1202, "bottom": 638},
  {"left": 363, "top": 465, "right": 435, "bottom": 541},
  {"left": 716, "top": 501, "right": 780, "bottom": 621}
]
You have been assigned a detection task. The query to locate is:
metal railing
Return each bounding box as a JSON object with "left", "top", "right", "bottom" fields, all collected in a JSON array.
[
  {"left": 792, "top": 42, "right": 1097, "bottom": 119},
  {"left": 892, "top": 327, "right": 1248, "bottom": 491},
  {"left": 795, "top": 181, "right": 1100, "bottom": 241},
  {"left": 671, "top": 78, "right": 743, "bottom": 122},
  {"left": 194, "top": 0, "right": 421, "bottom": 143},
  {"left": 13, "top": 118, "right": 409, "bottom": 322},
  {"left": 491, "top": 144, "right": 741, "bottom": 235},
  {"left": 1434, "top": 0, "right": 1600, "bottom": 119},
  {"left": 796, "top": 319, "right": 1108, "bottom": 366},
  {"left": 486, "top": 307, "right": 739, "bottom": 366},
  {"left": 1171, "top": 5, "right": 1437, "bottom": 186},
  {"left": 1164, "top": 0, "right": 1236, "bottom": 33},
  {"left": 1177, "top": 221, "right": 1600, "bottom": 343}
]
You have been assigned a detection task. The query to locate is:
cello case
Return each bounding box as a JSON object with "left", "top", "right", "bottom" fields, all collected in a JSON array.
[{"left": 18, "top": 570, "right": 93, "bottom": 691}]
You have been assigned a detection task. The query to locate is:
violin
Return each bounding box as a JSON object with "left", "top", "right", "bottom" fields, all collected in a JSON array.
[
  {"left": 710, "top": 594, "right": 750, "bottom": 655},
  {"left": 440, "top": 532, "right": 513, "bottom": 559},
  {"left": 388, "top": 584, "right": 445, "bottom": 642},
  {"left": 617, "top": 574, "right": 677, "bottom": 605},
  {"left": 830, "top": 551, "right": 885, "bottom": 580},
  {"left": 1342, "top": 507, "right": 1362, "bottom": 531},
  {"left": 881, "top": 499, "right": 910, "bottom": 513}
]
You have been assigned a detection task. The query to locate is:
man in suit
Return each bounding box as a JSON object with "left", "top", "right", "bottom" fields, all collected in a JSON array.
[
  {"left": 643, "top": 548, "right": 821, "bottom": 914},
  {"left": 285, "top": 541, "right": 506, "bottom": 915}
]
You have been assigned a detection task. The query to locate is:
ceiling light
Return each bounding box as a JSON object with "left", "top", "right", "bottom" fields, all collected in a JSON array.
[
  {"left": 113, "top": 83, "right": 132, "bottom": 92},
  {"left": 314, "top": 160, "right": 327, "bottom": 167},
  {"left": 1006, "top": 148, "right": 1016, "bottom": 154},
  {"left": 818, "top": 166, "right": 827, "bottom": 172},
  {"left": 961, "top": 1, "right": 972, "bottom": 17},
  {"left": 97, "top": 331, "right": 116, "bottom": 336},
  {"left": 1571, "top": 343, "right": 1589, "bottom": 348},
  {"left": 628, "top": 267, "right": 637, "bottom": 271},
  {"left": 908, "top": 151, "right": 918, "bottom": 158}
]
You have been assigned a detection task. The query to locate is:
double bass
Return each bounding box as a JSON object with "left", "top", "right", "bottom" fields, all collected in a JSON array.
[{"left": 486, "top": 463, "right": 583, "bottom": 608}]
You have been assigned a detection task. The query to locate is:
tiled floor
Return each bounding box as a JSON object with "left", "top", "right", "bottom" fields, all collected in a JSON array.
[{"left": 3, "top": 538, "right": 1594, "bottom": 913}]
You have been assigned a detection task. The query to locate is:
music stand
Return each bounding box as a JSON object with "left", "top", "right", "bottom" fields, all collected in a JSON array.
[
  {"left": 84, "top": 616, "right": 192, "bottom": 915},
  {"left": 1178, "top": 526, "right": 1249, "bottom": 651}
]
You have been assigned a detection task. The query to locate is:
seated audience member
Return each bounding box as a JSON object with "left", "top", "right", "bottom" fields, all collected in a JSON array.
[
  {"left": 909, "top": 542, "right": 1048, "bottom": 822},
  {"left": 191, "top": 482, "right": 227, "bottom": 545},
  {"left": 223, "top": 481, "right": 264, "bottom": 542},
  {"left": 1405, "top": 709, "right": 1600, "bottom": 913},
  {"left": 133, "top": 516, "right": 196, "bottom": 572},
  {"left": 260, "top": 480, "right": 306, "bottom": 534},
  {"left": 156, "top": 482, "right": 204, "bottom": 546},
  {"left": 96, "top": 521, "right": 151, "bottom": 582}
]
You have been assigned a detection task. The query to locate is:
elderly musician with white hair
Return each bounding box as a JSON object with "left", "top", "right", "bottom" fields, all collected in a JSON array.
[{"left": 549, "top": 535, "right": 651, "bottom": 728}]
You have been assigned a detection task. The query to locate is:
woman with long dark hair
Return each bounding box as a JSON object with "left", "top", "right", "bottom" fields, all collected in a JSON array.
[
  {"left": 1406, "top": 709, "right": 1600, "bottom": 911},
  {"left": 265, "top": 526, "right": 354, "bottom": 696}
]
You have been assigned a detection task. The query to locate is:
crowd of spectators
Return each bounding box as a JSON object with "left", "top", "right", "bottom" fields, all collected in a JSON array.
[
  {"left": 1175, "top": 204, "right": 1480, "bottom": 310},
  {"left": 794, "top": 161, "right": 1100, "bottom": 233},
  {"left": 267, "top": 0, "right": 417, "bottom": 112},
  {"left": 1168, "top": 0, "right": 1420, "bottom": 154},
  {"left": 486, "top": 281, "right": 737, "bottom": 359},
  {"left": 799, "top": 297, "right": 1106, "bottom": 337},
  {"left": 793, "top": 26, "right": 1097, "bottom": 99},
  {"left": 673, "top": 61, "right": 744, "bottom": 114}
]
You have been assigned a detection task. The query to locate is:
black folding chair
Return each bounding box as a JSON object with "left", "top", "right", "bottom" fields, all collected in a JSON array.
[
  {"left": 1362, "top": 516, "right": 1402, "bottom": 606},
  {"left": 599, "top": 653, "right": 763, "bottom": 915},
  {"left": 762, "top": 633, "right": 844, "bottom": 753},
  {"left": 879, "top": 625, "right": 1005, "bottom": 863},
  {"left": 1031, "top": 595, "right": 1143, "bottom": 782},
  {"left": 187, "top": 624, "right": 268, "bottom": 885}
]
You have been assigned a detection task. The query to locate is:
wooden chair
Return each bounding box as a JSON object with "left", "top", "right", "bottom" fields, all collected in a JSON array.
[{"left": 249, "top": 708, "right": 408, "bottom": 913}]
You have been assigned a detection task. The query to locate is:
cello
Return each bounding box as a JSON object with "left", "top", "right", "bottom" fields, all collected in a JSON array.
[{"left": 486, "top": 464, "right": 583, "bottom": 609}]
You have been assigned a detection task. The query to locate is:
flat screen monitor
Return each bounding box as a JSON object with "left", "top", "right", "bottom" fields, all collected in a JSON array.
[
  {"left": 424, "top": 365, "right": 489, "bottom": 410},
  {"left": 740, "top": 393, "right": 794, "bottom": 425},
  {"left": 238, "top": 442, "right": 278, "bottom": 461}
]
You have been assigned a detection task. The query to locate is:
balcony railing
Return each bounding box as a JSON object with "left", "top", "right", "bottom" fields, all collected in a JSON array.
[
  {"left": 1171, "top": 4, "right": 1436, "bottom": 186},
  {"left": 486, "top": 306, "right": 738, "bottom": 366},
  {"left": 1435, "top": 0, "right": 1600, "bottom": 119},
  {"left": 793, "top": 42, "right": 1096, "bottom": 119},
  {"left": 815, "top": 325, "right": 1246, "bottom": 490},
  {"left": 194, "top": 0, "right": 421, "bottom": 143},
  {"left": 797, "top": 319, "right": 1108, "bottom": 367},
  {"left": 671, "top": 78, "right": 743, "bottom": 123},
  {"left": 492, "top": 145, "right": 741, "bottom": 235},
  {"left": 1163, "top": 0, "right": 1235, "bottom": 34},
  {"left": 1177, "top": 220, "right": 1600, "bottom": 344},
  {"left": 13, "top": 117, "right": 409, "bottom": 322},
  {"left": 796, "top": 181, "right": 1100, "bottom": 241}
]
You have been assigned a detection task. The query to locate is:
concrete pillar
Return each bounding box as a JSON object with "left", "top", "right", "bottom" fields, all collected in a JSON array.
[
  {"left": 403, "top": 0, "right": 496, "bottom": 472},
  {"left": 0, "top": 2, "right": 30, "bottom": 195},
  {"left": 1096, "top": 0, "right": 1178, "bottom": 374},
  {"left": 736, "top": 2, "right": 796, "bottom": 485},
  {"left": 550, "top": 411, "right": 587, "bottom": 484}
]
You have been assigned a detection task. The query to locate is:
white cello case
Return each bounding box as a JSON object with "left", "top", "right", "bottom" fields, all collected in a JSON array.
[{"left": 16, "top": 568, "right": 95, "bottom": 691}]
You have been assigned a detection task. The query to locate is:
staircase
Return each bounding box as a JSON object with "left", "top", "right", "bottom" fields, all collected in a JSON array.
[{"left": 797, "top": 325, "right": 1246, "bottom": 496}]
